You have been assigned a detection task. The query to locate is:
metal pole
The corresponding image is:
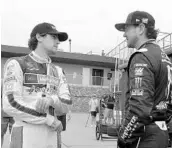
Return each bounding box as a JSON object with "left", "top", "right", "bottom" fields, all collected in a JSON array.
[
  {"left": 85, "top": 113, "right": 90, "bottom": 127},
  {"left": 69, "top": 39, "right": 71, "bottom": 52},
  {"left": 114, "top": 54, "right": 118, "bottom": 93}
]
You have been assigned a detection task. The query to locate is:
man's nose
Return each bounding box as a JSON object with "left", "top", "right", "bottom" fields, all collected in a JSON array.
[{"left": 56, "top": 39, "right": 60, "bottom": 44}]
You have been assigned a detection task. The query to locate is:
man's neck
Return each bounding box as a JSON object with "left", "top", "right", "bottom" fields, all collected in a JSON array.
[
  {"left": 135, "top": 38, "right": 150, "bottom": 50},
  {"left": 34, "top": 46, "right": 49, "bottom": 60}
]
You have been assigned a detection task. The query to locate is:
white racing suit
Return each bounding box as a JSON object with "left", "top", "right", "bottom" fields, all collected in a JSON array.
[{"left": 2, "top": 51, "right": 72, "bottom": 148}]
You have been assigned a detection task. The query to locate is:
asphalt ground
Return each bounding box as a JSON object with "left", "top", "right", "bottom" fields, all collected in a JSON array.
[{"left": 2, "top": 113, "right": 117, "bottom": 148}]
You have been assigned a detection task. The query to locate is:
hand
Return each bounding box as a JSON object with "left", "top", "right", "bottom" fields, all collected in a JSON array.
[
  {"left": 117, "top": 137, "right": 133, "bottom": 148},
  {"left": 50, "top": 118, "right": 63, "bottom": 132},
  {"left": 54, "top": 101, "right": 69, "bottom": 116},
  {"left": 117, "top": 137, "right": 127, "bottom": 148},
  {"left": 36, "top": 97, "right": 54, "bottom": 113}
]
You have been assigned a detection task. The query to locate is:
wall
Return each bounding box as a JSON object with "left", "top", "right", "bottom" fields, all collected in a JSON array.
[
  {"left": 53, "top": 62, "right": 114, "bottom": 87},
  {"left": 54, "top": 63, "right": 83, "bottom": 85},
  {"left": 70, "top": 85, "right": 111, "bottom": 112}
]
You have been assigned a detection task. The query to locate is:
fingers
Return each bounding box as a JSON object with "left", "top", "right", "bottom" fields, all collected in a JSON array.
[
  {"left": 58, "top": 123, "right": 63, "bottom": 132},
  {"left": 43, "top": 99, "right": 49, "bottom": 112},
  {"left": 40, "top": 99, "right": 47, "bottom": 113},
  {"left": 51, "top": 119, "right": 63, "bottom": 132},
  {"left": 56, "top": 120, "right": 63, "bottom": 132},
  {"left": 56, "top": 121, "right": 63, "bottom": 132},
  {"left": 38, "top": 99, "right": 45, "bottom": 113},
  {"left": 35, "top": 99, "right": 42, "bottom": 112},
  {"left": 35, "top": 99, "right": 49, "bottom": 113}
]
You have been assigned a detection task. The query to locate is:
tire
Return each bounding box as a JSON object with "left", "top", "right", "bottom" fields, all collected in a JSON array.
[
  {"left": 96, "top": 125, "right": 101, "bottom": 140},
  {"left": 100, "top": 133, "right": 103, "bottom": 141}
]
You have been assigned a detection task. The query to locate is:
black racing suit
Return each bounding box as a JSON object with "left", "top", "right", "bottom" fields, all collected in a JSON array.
[
  {"left": 118, "top": 40, "right": 171, "bottom": 148},
  {"left": 168, "top": 118, "right": 172, "bottom": 147}
]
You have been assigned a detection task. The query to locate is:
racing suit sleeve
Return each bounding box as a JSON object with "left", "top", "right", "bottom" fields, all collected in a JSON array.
[
  {"left": 53, "top": 67, "right": 72, "bottom": 116},
  {"left": 2, "top": 59, "right": 54, "bottom": 125},
  {"left": 118, "top": 52, "right": 155, "bottom": 144}
]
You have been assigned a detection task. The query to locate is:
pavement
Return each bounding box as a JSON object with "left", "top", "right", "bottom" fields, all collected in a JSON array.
[{"left": 2, "top": 113, "right": 118, "bottom": 148}]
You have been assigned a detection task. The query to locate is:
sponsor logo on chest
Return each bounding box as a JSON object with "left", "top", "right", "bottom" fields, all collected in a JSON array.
[{"left": 24, "top": 73, "right": 60, "bottom": 86}]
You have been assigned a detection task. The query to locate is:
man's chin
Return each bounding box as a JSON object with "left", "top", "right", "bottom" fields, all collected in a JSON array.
[
  {"left": 127, "top": 43, "right": 134, "bottom": 48},
  {"left": 48, "top": 50, "right": 57, "bottom": 56}
]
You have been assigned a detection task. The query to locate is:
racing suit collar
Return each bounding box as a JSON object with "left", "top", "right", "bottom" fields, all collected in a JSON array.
[
  {"left": 137, "top": 39, "right": 156, "bottom": 50},
  {"left": 29, "top": 51, "right": 52, "bottom": 64}
]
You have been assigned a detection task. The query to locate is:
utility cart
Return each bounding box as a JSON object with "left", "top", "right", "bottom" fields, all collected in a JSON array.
[{"left": 95, "top": 93, "right": 123, "bottom": 141}]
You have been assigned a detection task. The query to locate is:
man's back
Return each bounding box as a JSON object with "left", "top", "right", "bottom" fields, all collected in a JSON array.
[
  {"left": 126, "top": 41, "right": 172, "bottom": 114},
  {"left": 142, "top": 42, "right": 172, "bottom": 106},
  {"left": 141, "top": 42, "right": 172, "bottom": 115}
]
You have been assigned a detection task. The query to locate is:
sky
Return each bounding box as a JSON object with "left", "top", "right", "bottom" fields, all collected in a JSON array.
[{"left": 1, "top": 0, "right": 172, "bottom": 55}]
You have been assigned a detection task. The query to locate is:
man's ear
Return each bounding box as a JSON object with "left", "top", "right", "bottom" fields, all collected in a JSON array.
[
  {"left": 139, "top": 23, "right": 146, "bottom": 35},
  {"left": 36, "top": 33, "right": 43, "bottom": 42}
]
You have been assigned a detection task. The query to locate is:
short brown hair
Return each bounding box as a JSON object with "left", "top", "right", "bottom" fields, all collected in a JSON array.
[
  {"left": 146, "top": 27, "right": 158, "bottom": 40},
  {"left": 28, "top": 36, "right": 38, "bottom": 51}
]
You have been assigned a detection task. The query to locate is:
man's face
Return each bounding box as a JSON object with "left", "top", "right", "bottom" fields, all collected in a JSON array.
[
  {"left": 123, "top": 24, "right": 139, "bottom": 48},
  {"left": 41, "top": 34, "right": 60, "bottom": 55}
]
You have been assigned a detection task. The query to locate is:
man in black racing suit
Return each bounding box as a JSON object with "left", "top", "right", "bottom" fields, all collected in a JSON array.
[
  {"left": 115, "top": 11, "right": 171, "bottom": 148},
  {"left": 167, "top": 104, "right": 172, "bottom": 147}
]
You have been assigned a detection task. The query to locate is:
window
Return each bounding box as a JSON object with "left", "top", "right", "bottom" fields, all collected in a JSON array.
[{"left": 92, "top": 69, "right": 104, "bottom": 85}]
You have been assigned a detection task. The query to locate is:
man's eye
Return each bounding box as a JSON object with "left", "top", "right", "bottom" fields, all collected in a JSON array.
[
  {"left": 51, "top": 35, "right": 57, "bottom": 39},
  {"left": 125, "top": 26, "right": 128, "bottom": 30},
  {"left": 52, "top": 35, "right": 57, "bottom": 38}
]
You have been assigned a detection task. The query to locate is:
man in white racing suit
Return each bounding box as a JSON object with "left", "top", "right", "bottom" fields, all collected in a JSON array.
[{"left": 2, "top": 22, "right": 72, "bottom": 148}]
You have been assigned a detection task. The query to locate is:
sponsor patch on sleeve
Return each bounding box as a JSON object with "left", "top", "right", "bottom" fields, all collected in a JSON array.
[
  {"left": 4, "top": 83, "right": 15, "bottom": 92},
  {"left": 134, "top": 77, "right": 142, "bottom": 89},
  {"left": 134, "top": 67, "right": 144, "bottom": 76},
  {"left": 4, "top": 76, "right": 17, "bottom": 83},
  {"left": 134, "top": 63, "right": 147, "bottom": 67},
  {"left": 131, "top": 89, "right": 144, "bottom": 96}
]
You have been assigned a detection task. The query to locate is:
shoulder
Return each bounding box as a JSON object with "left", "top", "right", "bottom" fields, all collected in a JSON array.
[
  {"left": 5, "top": 56, "right": 29, "bottom": 72},
  {"left": 3, "top": 58, "right": 23, "bottom": 83},
  {"left": 132, "top": 41, "right": 160, "bottom": 55},
  {"left": 4, "top": 58, "right": 20, "bottom": 70},
  {"left": 133, "top": 43, "right": 161, "bottom": 58},
  {"left": 53, "top": 64, "right": 63, "bottom": 74},
  {"left": 129, "top": 43, "right": 161, "bottom": 67},
  {"left": 144, "top": 42, "right": 161, "bottom": 58},
  {"left": 49, "top": 64, "right": 65, "bottom": 79},
  {"left": 4, "top": 56, "right": 27, "bottom": 68}
]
